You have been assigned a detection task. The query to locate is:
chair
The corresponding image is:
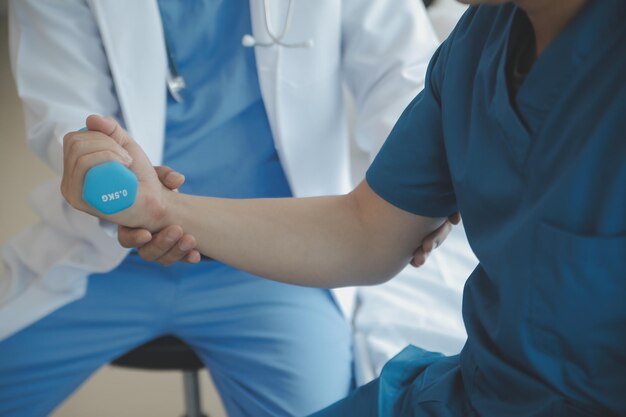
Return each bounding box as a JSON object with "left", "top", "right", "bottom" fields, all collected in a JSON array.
[{"left": 112, "top": 336, "right": 208, "bottom": 417}]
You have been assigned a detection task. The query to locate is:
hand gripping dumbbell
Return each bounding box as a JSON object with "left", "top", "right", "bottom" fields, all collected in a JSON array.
[{"left": 79, "top": 127, "right": 138, "bottom": 215}]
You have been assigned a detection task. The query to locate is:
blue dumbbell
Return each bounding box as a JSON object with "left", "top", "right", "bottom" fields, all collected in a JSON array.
[{"left": 79, "top": 127, "right": 138, "bottom": 215}]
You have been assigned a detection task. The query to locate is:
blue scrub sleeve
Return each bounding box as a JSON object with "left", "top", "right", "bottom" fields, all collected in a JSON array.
[{"left": 366, "top": 42, "right": 457, "bottom": 218}]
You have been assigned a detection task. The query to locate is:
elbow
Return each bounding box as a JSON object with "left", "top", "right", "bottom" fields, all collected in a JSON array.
[
  {"left": 365, "top": 274, "right": 394, "bottom": 286},
  {"left": 374, "top": 252, "right": 418, "bottom": 285},
  {"left": 371, "top": 267, "right": 403, "bottom": 286},
  {"left": 355, "top": 260, "right": 408, "bottom": 287}
]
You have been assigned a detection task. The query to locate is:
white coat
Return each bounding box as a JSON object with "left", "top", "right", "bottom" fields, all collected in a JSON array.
[{"left": 1, "top": 0, "right": 438, "bottom": 340}]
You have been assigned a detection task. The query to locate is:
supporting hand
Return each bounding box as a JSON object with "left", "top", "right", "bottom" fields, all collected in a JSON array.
[
  {"left": 410, "top": 212, "right": 460, "bottom": 267},
  {"left": 117, "top": 166, "right": 201, "bottom": 265},
  {"left": 118, "top": 224, "right": 201, "bottom": 265}
]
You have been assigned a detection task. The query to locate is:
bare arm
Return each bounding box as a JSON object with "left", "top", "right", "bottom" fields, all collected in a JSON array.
[
  {"left": 158, "top": 181, "right": 444, "bottom": 287},
  {"left": 62, "top": 116, "right": 444, "bottom": 288}
]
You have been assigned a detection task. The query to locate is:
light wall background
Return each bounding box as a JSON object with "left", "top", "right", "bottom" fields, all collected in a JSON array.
[{"left": 0, "top": 1, "right": 466, "bottom": 416}]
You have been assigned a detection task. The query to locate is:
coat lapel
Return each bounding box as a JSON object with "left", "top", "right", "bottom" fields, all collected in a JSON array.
[
  {"left": 249, "top": 0, "right": 281, "bottom": 148},
  {"left": 87, "top": 0, "right": 167, "bottom": 165}
]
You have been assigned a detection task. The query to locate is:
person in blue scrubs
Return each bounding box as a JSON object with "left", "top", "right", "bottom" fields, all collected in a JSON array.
[
  {"left": 60, "top": 0, "right": 625, "bottom": 416},
  {"left": 311, "top": 1, "right": 626, "bottom": 416}
]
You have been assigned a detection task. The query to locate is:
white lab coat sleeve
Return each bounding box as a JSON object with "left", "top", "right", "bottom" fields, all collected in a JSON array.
[
  {"left": 8, "top": 0, "right": 122, "bottom": 175},
  {"left": 340, "top": 0, "right": 440, "bottom": 160}
]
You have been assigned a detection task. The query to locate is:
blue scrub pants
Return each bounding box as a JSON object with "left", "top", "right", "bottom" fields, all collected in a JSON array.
[
  {"left": 0, "top": 256, "right": 352, "bottom": 417},
  {"left": 308, "top": 378, "right": 378, "bottom": 417},
  {"left": 308, "top": 347, "right": 464, "bottom": 417}
]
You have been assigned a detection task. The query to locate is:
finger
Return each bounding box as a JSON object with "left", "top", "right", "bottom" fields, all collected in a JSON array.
[
  {"left": 184, "top": 250, "right": 202, "bottom": 264},
  {"left": 65, "top": 133, "right": 133, "bottom": 177},
  {"left": 64, "top": 149, "right": 135, "bottom": 209},
  {"left": 64, "top": 130, "right": 133, "bottom": 158},
  {"left": 410, "top": 247, "right": 428, "bottom": 267},
  {"left": 156, "top": 234, "right": 197, "bottom": 266},
  {"left": 69, "top": 139, "right": 133, "bottom": 184},
  {"left": 72, "top": 149, "right": 133, "bottom": 185},
  {"left": 155, "top": 165, "right": 185, "bottom": 190},
  {"left": 86, "top": 115, "right": 134, "bottom": 148},
  {"left": 421, "top": 221, "right": 451, "bottom": 252},
  {"left": 175, "top": 235, "right": 199, "bottom": 264},
  {"left": 65, "top": 136, "right": 132, "bottom": 197},
  {"left": 178, "top": 234, "right": 197, "bottom": 252},
  {"left": 448, "top": 212, "right": 461, "bottom": 225},
  {"left": 85, "top": 115, "right": 155, "bottom": 181},
  {"left": 137, "top": 225, "right": 184, "bottom": 262},
  {"left": 118, "top": 225, "right": 152, "bottom": 248}
]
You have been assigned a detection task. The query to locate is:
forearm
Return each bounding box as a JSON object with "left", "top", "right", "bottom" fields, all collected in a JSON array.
[
  {"left": 61, "top": 119, "right": 443, "bottom": 286},
  {"left": 158, "top": 183, "right": 445, "bottom": 288}
]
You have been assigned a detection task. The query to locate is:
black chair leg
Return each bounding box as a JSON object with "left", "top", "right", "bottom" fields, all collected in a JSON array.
[{"left": 182, "top": 370, "right": 208, "bottom": 417}]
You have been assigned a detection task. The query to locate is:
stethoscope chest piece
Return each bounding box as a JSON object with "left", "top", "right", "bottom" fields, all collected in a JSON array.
[{"left": 167, "top": 73, "right": 186, "bottom": 104}]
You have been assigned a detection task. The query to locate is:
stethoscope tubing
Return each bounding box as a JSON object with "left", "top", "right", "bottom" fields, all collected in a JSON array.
[
  {"left": 166, "top": 0, "right": 313, "bottom": 102},
  {"left": 242, "top": 0, "right": 314, "bottom": 48}
]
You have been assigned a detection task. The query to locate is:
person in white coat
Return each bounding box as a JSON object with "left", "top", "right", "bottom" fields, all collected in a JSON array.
[{"left": 0, "top": 1, "right": 447, "bottom": 416}]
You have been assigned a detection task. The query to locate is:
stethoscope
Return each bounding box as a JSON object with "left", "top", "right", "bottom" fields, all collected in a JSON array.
[
  {"left": 242, "top": 0, "right": 314, "bottom": 49},
  {"left": 166, "top": 0, "right": 313, "bottom": 103}
]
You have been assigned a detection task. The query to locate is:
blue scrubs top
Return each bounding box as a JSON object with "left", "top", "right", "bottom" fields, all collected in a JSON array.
[
  {"left": 366, "top": 2, "right": 626, "bottom": 416},
  {"left": 157, "top": 0, "right": 292, "bottom": 199}
]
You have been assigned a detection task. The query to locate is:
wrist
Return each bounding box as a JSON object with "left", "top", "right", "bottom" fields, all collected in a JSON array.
[{"left": 149, "top": 188, "right": 181, "bottom": 232}]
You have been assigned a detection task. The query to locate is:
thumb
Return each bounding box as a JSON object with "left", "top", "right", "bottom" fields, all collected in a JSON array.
[
  {"left": 155, "top": 165, "right": 185, "bottom": 190},
  {"left": 86, "top": 115, "right": 133, "bottom": 148}
]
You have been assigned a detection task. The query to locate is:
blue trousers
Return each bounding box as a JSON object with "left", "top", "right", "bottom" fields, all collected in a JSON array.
[
  {"left": 308, "top": 347, "right": 468, "bottom": 417},
  {"left": 308, "top": 378, "right": 379, "bottom": 417},
  {"left": 0, "top": 255, "right": 352, "bottom": 417}
]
